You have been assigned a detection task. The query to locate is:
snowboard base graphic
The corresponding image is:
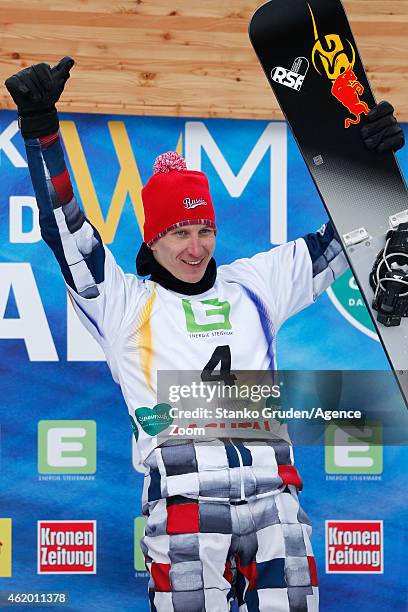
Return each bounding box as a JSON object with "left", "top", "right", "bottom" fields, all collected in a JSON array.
[{"left": 249, "top": 0, "right": 408, "bottom": 405}]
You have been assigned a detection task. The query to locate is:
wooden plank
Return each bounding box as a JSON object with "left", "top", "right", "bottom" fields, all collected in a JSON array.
[
  {"left": 0, "top": 0, "right": 260, "bottom": 17},
  {"left": 0, "top": 10, "right": 249, "bottom": 32},
  {"left": 0, "top": 0, "right": 406, "bottom": 120},
  {"left": 2, "top": 0, "right": 407, "bottom": 19},
  {"left": 344, "top": 0, "right": 408, "bottom": 18}
]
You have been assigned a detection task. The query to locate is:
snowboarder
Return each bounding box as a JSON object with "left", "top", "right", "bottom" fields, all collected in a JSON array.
[{"left": 5, "top": 57, "right": 403, "bottom": 611}]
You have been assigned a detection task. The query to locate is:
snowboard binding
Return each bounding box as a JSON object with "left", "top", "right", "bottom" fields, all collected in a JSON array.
[{"left": 370, "top": 223, "right": 408, "bottom": 326}]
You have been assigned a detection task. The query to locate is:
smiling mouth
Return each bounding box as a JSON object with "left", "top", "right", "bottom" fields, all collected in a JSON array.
[{"left": 181, "top": 257, "right": 205, "bottom": 267}]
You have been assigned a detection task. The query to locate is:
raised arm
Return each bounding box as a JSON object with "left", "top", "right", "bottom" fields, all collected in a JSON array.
[
  {"left": 5, "top": 58, "right": 105, "bottom": 297},
  {"left": 5, "top": 59, "right": 140, "bottom": 345}
]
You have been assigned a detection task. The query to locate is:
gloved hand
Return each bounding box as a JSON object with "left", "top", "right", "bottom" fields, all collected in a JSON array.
[
  {"left": 4, "top": 57, "right": 75, "bottom": 138},
  {"left": 361, "top": 101, "right": 405, "bottom": 154}
]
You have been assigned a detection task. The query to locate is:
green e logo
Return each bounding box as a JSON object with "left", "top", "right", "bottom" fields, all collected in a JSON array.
[
  {"left": 182, "top": 299, "right": 232, "bottom": 332},
  {"left": 325, "top": 422, "right": 383, "bottom": 474},
  {"left": 38, "top": 420, "right": 97, "bottom": 474}
]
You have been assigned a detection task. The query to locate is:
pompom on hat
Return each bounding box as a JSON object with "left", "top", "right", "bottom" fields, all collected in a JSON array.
[{"left": 142, "top": 151, "right": 216, "bottom": 246}]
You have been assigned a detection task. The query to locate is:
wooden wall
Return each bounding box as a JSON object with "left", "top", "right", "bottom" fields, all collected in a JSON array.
[{"left": 0, "top": 0, "right": 407, "bottom": 120}]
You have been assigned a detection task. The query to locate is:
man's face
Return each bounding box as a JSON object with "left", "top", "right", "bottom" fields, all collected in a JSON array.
[{"left": 151, "top": 224, "right": 216, "bottom": 283}]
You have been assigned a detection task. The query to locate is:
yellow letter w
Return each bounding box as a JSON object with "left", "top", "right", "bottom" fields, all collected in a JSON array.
[{"left": 60, "top": 121, "right": 182, "bottom": 244}]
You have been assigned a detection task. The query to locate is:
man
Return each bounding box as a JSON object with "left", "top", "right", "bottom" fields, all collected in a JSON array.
[{"left": 5, "top": 58, "right": 404, "bottom": 612}]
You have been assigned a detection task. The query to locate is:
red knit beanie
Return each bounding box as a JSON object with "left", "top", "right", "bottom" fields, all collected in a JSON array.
[{"left": 142, "top": 151, "right": 216, "bottom": 246}]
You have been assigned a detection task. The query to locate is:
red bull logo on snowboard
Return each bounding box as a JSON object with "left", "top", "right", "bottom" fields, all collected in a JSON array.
[{"left": 308, "top": 4, "right": 370, "bottom": 128}]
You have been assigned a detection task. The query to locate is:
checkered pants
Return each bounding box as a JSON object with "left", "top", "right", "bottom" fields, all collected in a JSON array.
[{"left": 141, "top": 486, "right": 319, "bottom": 611}]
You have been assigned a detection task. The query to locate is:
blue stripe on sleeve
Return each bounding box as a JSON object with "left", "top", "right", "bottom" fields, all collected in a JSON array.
[
  {"left": 25, "top": 133, "right": 106, "bottom": 296},
  {"left": 303, "top": 220, "right": 344, "bottom": 280},
  {"left": 25, "top": 138, "right": 77, "bottom": 290},
  {"left": 83, "top": 229, "right": 106, "bottom": 285},
  {"left": 302, "top": 220, "right": 335, "bottom": 264}
]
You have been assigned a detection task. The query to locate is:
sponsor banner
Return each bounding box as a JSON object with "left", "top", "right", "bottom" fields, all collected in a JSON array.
[
  {"left": 327, "top": 270, "right": 377, "bottom": 341},
  {"left": 37, "top": 520, "right": 96, "bottom": 574},
  {"left": 134, "top": 517, "right": 148, "bottom": 575},
  {"left": 0, "top": 109, "right": 396, "bottom": 368},
  {"left": 38, "top": 420, "right": 97, "bottom": 475},
  {"left": 0, "top": 110, "right": 406, "bottom": 610},
  {"left": 326, "top": 520, "right": 383, "bottom": 573},
  {"left": 0, "top": 519, "right": 12, "bottom": 577},
  {"left": 325, "top": 422, "right": 383, "bottom": 474}
]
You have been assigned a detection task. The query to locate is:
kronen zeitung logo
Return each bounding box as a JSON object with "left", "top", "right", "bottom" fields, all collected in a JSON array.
[
  {"left": 326, "top": 520, "right": 383, "bottom": 573},
  {"left": 38, "top": 521, "right": 96, "bottom": 574}
]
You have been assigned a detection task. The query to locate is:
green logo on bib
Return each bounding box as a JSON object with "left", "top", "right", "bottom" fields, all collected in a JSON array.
[
  {"left": 134, "top": 404, "right": 173, "bottom": 436},
  {"left": 182, "top": 299, "right": 232, "bottom": 332},
  {"left": 327, "top": 270, "right": 377, "bottom": 339}
]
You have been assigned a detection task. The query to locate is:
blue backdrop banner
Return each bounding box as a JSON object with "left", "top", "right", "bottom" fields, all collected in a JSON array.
[{"left": 0, "top": 111, "right": 406, "bottom": 611}]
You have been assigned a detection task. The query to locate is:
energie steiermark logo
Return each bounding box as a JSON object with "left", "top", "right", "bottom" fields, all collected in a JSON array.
[
  {"left": 134, "top": 517, "right": 148, "bottom": 575},
  {"left": 38, "top": 421, "right": 96, "bottom": 474},
  {"left": 182, "top": 299, "right": 232, "bottom": 333},
  {"left": 325, "top": 422, "right": 382, "bottom": 474}
]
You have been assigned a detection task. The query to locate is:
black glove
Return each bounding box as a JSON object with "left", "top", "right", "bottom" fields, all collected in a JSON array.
[
  {"left": 361, "top": 101, "right": 405, "bottom": 154},
  {"left": 4, "top": 57, "right": 75, "bottom": 138}
]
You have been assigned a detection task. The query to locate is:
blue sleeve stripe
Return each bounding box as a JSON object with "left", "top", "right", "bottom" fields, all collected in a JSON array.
[
  {"left": 233, "top": 282, "right": 276, "bottom": 370},
  {"left": 303, "top": 220, "right": 344, "bottom": 280},
  {"left": 302, "top": 220, "right": 335, "bottom": 264},
  {"left": 25, "top": 134, "right": 106, "bottom": 296},
  {"left": 71, "top": 293, "right": 104, "bottom": 338},
  {"left": 83, "top": 231, "right": 106, "bottom": 285},
  {"left": 25, "top": 138, "right": 77, "bottom": 291},
  {"left": 311, "top": 239, "right": 343, "bottom": 277}
]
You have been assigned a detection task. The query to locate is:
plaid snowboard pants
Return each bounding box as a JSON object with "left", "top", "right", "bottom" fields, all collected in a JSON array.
[{"left": 141, "top": 486, "right": 319, "bottom": 611}]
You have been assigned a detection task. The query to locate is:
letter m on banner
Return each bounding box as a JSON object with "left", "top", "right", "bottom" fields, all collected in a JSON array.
[{"left": 185, "top": 122, "right": 287, "bottom": 245}]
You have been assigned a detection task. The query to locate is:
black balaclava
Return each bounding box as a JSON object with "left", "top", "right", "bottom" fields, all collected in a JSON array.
[{"left": 136, "top": 242, "right": 217, "bottom": 296}]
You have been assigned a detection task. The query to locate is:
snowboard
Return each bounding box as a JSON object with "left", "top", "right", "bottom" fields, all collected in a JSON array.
[{"left": 249, "top": 0, "right": 408, "bottom": 407}]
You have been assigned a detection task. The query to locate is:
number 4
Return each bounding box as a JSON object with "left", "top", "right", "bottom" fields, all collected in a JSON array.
[{"left": 201, "top": 345, "right": 237, "bottom": 386}]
